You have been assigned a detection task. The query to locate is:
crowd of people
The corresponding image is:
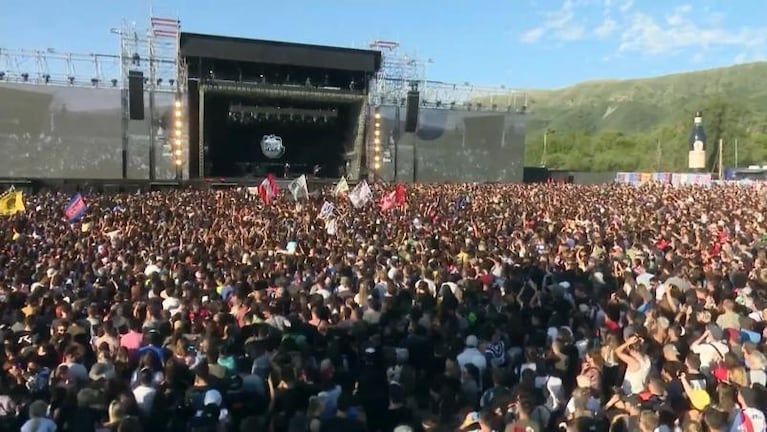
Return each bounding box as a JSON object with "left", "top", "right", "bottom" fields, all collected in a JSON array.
[{"left": 1, "top": 182, "right": 766, "bottom": 432}]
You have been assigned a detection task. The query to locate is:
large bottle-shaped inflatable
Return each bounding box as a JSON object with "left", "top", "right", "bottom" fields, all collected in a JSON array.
[{"left": 688, "top": 111, "right": 707, "bottom": 169}]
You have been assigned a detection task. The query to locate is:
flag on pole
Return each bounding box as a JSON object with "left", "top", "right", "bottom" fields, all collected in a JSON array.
[
  {"left": 319, "top": 201, "right": 335, "bottom": 220},
  {"left": 258, "top": 174, "right": 279, "bottom": 205},
  {"left": 326, "top": 218, "right": 337, "bottom": 235},
  {"left": 0, "top": 189, "right": 25, "bottom": 217},
  {"left": 395, "top": 184, "right": 407, "bottom": 206},
  {"left": 287, "top": 175, "right": 309, "bottom": 201},
  {"left": 64, "top": 193, "right": 88, "bottom": 222},
  {"left": 379, "top": 190, "right": 397, "bottom": 211},
  {"left": 333, "top": 176, "right": 349, "bottom": 196},
  {"left": 349, "top": 180, "right": 373, "bottom": 208}
]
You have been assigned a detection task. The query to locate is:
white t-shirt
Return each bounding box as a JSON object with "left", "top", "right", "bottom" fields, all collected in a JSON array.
[
  {"left": 133, "top": 384, "right": 157, "bottom": 416},
  {"left": 21, "top": 417, "right": 57, "bottom": 432},
  {"left": 535, "top": 375, "right": 564, "bottom": 411},
  {"left": 691, "top": 341, "right": 729, "bottom": 371}
]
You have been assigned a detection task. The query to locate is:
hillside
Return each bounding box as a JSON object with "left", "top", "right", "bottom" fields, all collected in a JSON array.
[{"left": 481, "top": 62, "right": 767, "bottom": 171}]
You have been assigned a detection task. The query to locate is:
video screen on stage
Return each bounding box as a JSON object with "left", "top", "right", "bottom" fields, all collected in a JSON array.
[
  {"left": 376, "top": 105, "right": 526, "bottom": 183},
  {"left": 0, "top": 83, "right": 177, "bottom": 179}
]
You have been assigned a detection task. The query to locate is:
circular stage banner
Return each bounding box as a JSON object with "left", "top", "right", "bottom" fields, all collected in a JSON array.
[{"left": 261, "top": 134, "right": 286, "bottom": 159}]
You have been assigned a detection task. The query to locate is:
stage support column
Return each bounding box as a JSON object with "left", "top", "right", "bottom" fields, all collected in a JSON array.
[
  {"left": 148, "top": 90, "right": 156, "bottom": 181},
  {"left": 198, "top": 86, "right": 205, "bottom": 178},
  {"left": 120, "top": 88, "right": 129, "bottom": 179}
]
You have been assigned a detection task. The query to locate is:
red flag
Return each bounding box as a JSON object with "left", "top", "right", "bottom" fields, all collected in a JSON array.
[
  {"left": 379, "top": 190, "right": 396, "bottom": 211},
  {"left": 258, "top": 174, "right": 279, "bottom": 205},
  {"left": 395, "top": 184, "right": 407, "bottom": 206}
]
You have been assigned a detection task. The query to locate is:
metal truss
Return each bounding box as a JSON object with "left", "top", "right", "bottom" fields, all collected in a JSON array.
[
  {"left": 201, "top": 81, "right": 367, "bottom": 103},
  {"left": 419, "top": 80, "right": 526, "bottom": 111},
  {"left": 0, "top": 48, "right": 121, "bottom": 88},
  {"left": 366, "top": 41, "right": 526, "bottom": 111},
  {"left": 368, "top": 41, "right": 429, "bottom": 106},
  {"left": 111, "top": 16, "right": 182, "bottom": 94}
]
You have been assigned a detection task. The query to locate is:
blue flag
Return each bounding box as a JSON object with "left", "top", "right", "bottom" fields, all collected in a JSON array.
[{"left": 64, "top": 193, "right": 87, "bottom": 222}]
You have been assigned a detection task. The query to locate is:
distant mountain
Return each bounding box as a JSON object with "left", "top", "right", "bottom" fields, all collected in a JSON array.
[{"left": 481, "top": 62, "right": 767, "bottom": 171}]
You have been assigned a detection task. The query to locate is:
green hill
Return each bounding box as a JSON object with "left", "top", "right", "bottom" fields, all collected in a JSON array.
[{"left": 481, "top": 62, "right": 767, "bottom": 171}]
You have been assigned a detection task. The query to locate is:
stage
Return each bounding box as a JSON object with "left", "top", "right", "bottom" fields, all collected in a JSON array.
[{"left": 181, "top": 32, "right": 381, "bottom": 181}]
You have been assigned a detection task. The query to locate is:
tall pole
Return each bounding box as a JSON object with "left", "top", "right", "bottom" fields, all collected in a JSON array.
[
  {"left": 541, "top": 132, "right": 547, "bottom": 167},
  {"left": 148, "top": 26, "right": 157, "bottom": 181},
  {"left": 734, "top": 138, "right": 739, "bottom": 168},
  {"left": 655, "top": 138, "right": 662, "bottom": 171},
  {"left": 718, "top": 138, "right": 724, "bottom": 180}
]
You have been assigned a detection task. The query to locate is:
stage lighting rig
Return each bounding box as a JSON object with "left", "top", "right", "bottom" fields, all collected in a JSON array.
[
  {"left": 172, "top": 98, "right": 185, "bottom": 178},
  {"left": 372, "top": 107, "right": 382, "bottom": 171}
]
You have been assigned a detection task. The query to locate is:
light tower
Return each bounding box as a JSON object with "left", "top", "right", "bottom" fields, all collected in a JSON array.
[{"left": 112, "top": 15, "right": 185, "bottom": 180}]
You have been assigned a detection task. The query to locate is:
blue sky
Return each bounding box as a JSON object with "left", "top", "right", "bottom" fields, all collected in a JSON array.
[{"left": 2, "top": 0, "right": 766, "bottom": 89}]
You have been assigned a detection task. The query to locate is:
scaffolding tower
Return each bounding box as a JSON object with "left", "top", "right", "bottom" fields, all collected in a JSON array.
[
  {"left": 111, "top": 16, "right": 185, "bottom": 180},
  {"left": 368, "top": 41, "right": 429, "bottom": 106}
]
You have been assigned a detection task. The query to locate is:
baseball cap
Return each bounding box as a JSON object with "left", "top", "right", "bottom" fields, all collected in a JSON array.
[{"left": 465, "top": 335, "right": 478, "bottom": 347}]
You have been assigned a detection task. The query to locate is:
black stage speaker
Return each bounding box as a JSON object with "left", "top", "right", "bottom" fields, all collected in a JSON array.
[
  {"left": 128, "top": 70, "right": 145, "bottom": 120},
  {"left": 405, "top": 90, "right": 420, "bottom": 132}
]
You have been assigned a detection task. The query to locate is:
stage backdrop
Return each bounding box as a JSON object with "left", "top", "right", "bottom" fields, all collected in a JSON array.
[
  {"left": 376, "top": 105, "right": 526, "bottom": 183},
  {"left": 0, "top": 83, "right": 176, "bottom": 179}
]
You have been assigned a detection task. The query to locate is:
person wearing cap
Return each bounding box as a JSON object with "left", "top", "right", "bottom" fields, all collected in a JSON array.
[{"left": 457, "top": 335, "right": 487, "bottom": 377}]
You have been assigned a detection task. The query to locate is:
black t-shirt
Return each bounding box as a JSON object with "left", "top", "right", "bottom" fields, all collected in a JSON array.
[
  {"left": 383, "top": 406, "right": 415, "bottom": 432},
  {"left": 272, "top": 384, "right": 313, "bottom": 419},
  {"left": 319, "top": 416, "right": 366, "bottom": 432}
]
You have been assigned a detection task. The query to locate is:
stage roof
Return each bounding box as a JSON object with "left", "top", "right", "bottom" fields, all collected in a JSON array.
[{"left": 180, "top": 32, "right": 381, "bottom": 74}]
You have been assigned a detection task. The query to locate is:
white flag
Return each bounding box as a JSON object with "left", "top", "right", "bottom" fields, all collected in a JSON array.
[
  {"left": 349, "top": 180, "right": 373, "bottom": 208},
  {"left": 287, "top": 175, "right": 309, "bottom": 201},
  {"left": 333, "top": 176, "right": 349, "bottom": 196},
  {"left": 326, "top": 218, "right": 337, "bottom": 235},
  {"left": 319, "top": 201, "right": 335, "bottom": 220}
]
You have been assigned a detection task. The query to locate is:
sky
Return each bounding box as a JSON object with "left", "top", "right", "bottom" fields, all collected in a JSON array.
[{"left": 2, "top": 0, "right": 767, "bottom": 89}]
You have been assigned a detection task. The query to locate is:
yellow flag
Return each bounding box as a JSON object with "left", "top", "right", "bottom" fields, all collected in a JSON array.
[{"left": 0, "top": 191, "right": 25, "bottom": 217}]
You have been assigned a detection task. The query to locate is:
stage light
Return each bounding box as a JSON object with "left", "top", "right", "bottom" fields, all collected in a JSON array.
[
  {"left": 375, "top": 122, "right": 380, "bottom": 128},
  {"left": 174, "top": 149, "right": 182, "bottom": 156},
  {"left": 175, "top": 129, "right": 182, "bottom": 137},
  {"left": 68, "top": 76, "right": 75, "bottom": 85},
  {"left": 0, "top": 72, "right": 5, "bottom": 80},
  {"left": 131, "top": 53, "right": 140, "bottom": 66},
  {"left": 374, "top": 162, "right": 381, "bottom": 170},
  {"left": 91, "top": 78, "right": 99, "bottom": 87},
  {"left": 175, "top": 159, "right": 183, "bottom": 166},
  {"left": 175, "top": 120, "right": 182, "bottom": 128},
  {"left": 169, "top": 79, "right": 175, "bottom": 87},
  {"left": 374, "top": 155, "right": 380, "bottom": 162},
  {"left": 374, "top": 138, "right": 380, "bottom": 145},
  {"left": 156, "top": 78, "right": 163, "bottom": 86},
  {"left": 374, "top": 112, "right": 381, "bottom": 120},
  {"left": 111, "top": 79, "right": 118, "bottom": 87},
  {"left": 374, "top": 130, "right": 380, "bottom": 136},
  {"left": 21, "top": 73, "right": 29, "bottom": 82},
  {"left": 43, "top": 74, "right": 51, "bottom": 84},
  {"left": 174, "top": 100, "right": 182, "bottom": 108}
]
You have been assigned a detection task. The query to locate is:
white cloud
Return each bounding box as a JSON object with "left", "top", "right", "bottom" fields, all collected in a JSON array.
[
  {"left": 618, "top": 4, "right": 767, "bottom": 57},
  {"left": 520, "top": 0, "right": 586, "bottom": 43},
  {"left": 594, "top": 17, "right": 617, "bottom": 38}
]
